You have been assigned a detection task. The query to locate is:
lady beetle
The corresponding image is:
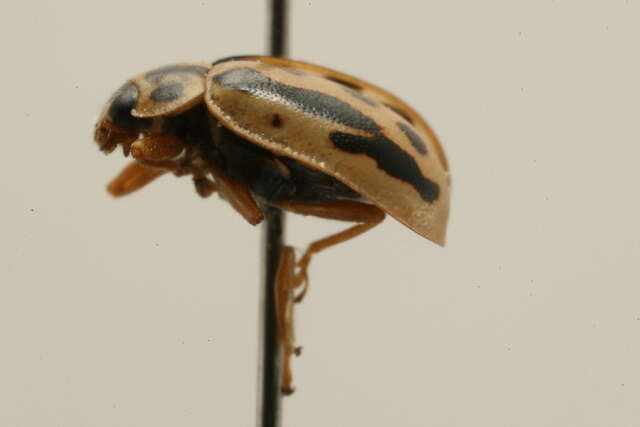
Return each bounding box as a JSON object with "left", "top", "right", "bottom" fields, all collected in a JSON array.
[{"left": 94, "top": 55, "right": 450, "bottom": 393}]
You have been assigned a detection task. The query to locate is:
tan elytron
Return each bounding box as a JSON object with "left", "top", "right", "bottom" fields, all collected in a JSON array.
[{"left": 205, "top": 56, "right": 450, "bottom": 245}]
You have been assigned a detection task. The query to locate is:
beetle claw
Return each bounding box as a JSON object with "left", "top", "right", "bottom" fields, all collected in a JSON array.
[
  {"left": 281, "top": 385, "right": 295, "bottom": 395},
  {"left": 293, "top": 276, "right": 308, "bottom": 303},
  {"left": 293, "top": 257, "right": 310, "bottom": 302}
]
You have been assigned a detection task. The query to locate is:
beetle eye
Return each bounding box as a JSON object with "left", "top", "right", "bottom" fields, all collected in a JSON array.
[{"left": 107, "top": 82, "right": 145, "bottom": 129}]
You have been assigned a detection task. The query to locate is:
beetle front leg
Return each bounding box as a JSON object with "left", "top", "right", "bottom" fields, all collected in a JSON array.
[
  {"left": 127, "top": 134, "right": 220, "bottom": 198},
  {"left": 107, "top": 135, "right": 191, "bottom": 197},
  {"left": 129, "top": 134, "right": 187, "bottom": 172},
  {"left": 107, "top": 161, "right": 166, "bottom": 197},
  {"left": 107, "top": 135, "right": 184, "bottom": 197},
  {"left": 208, "top": 168, "right": 264, "bottom": 225}
]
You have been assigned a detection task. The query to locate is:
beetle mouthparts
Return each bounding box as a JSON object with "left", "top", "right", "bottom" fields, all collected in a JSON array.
[
  {"left": 94, "top": 125, "right": 115, "bottom": 153},
  {"left": 94, "top": 120, "right": 138, "bottom": 155}
]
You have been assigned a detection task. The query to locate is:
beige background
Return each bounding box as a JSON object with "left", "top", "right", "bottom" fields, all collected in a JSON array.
[{"left": 1, "top": 1, "right": 639, "bottom": 426}]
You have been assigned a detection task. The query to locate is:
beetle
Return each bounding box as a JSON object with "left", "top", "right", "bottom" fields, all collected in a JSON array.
[{"left": 93, "top": 55, "right": 450, "bottom": 393}]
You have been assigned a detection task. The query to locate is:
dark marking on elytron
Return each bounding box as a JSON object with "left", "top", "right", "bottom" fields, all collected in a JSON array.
[
  {"left": 344, "top": 88, "right": 378, "bottom": 107},
  {"left": 330, "top": 131, "right": 439, "bottom": 203},
  {"left": 324, "top": 75, "right": 362, "bottom": 91},
  {"left": 146, "top": 64, "right": 209, "bottom": 84},
  {"left": 107, "top": 82, "right": 140, "bottom": 128},
  {"left": 384, "top": 102, "right": 414, "bottom": 125},
  {"left": 213, "top": 67, "right": 379, "bottom": 134},
  {"left": 211, "top": 55, "right": 260, "bottom": 66},
  {"left": 280, "top": 67, "right": 307, "bottom": 76},
  {"left": 150, "top": 82, "right": 184, "bottom": 102},
  {"left": 271, "top": 114, "right": 283, "bottom": 128},
  {"left": 397, "top": 122, "right": 428, "bottom": 155}
]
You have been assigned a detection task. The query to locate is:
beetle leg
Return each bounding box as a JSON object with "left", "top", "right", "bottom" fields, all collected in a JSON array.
[
  {"left": 107, "top": 161, "right": 166, "bottom": 197},
  {"left": 127, "top": 134, "right": 188, "bottom": 174},
  {"left": 275, "top": 246, "right": 302, "bottom": 395},
  {"left": 130, "top": 134, "right": 186, "bottom": 162},
  {"left": 192, "top": 176, "right": 218, "bottom": 198},
  {"left": 278, "top": 200, "right": 385, "bottom": 302},
  {"left": 209, "top": 168, "right": 264, "bottom": 225}
]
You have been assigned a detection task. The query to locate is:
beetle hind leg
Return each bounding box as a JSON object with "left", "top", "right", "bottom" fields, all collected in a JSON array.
[
  {"left": 272, "top": 201, "right": 384, "bottom": 394},
  {"left": 278, "top": 200, "right": 385, "bottom": 302},
  {"left": 275, "top": 246, "right": 302, "bottom": 395}
]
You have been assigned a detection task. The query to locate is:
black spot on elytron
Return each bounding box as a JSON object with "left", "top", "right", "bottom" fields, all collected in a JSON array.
[
  {"left": 213, "top": 67, "right": 380, "bottom": 134},
  {"left": 330, "top": 131, "right": 439, "bottom": 202},
  {"left": 384, "top": 102, "right": 414, "bottom": 125},
  {"left": 150, "top": 81, "right": 184, "bottom": 102},
  {"left": 146, "top": 64, "right": 209, "bottom": 83},
  {"left": 397, "top": 122, "right": 428, "bottom": 155},
  {"left": 344, "top": 88, "right": 378, "bottom": 107},
  {"left": 107, "top": 82, "right": 140, "bottom": 128},
  {"left": 271, "top": 114, "right": 283, "bottom": 128},
  {"left": 324, "top": 75, "right": 362, "bottom": 91}
]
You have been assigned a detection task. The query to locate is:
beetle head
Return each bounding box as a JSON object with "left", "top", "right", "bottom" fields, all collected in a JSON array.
[
  {"left": 94, "top": 81, "right": 152, "bottom": 155},
  {"left": 95, "top": 63, "right": 211, "bottom": 155}
]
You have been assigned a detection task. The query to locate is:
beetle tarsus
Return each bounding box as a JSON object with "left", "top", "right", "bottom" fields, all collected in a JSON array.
[{"left": 275, "top": 246, "right": 299, "bottom": 395}]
